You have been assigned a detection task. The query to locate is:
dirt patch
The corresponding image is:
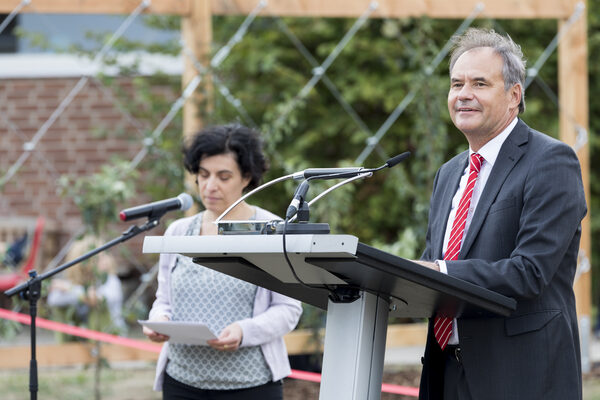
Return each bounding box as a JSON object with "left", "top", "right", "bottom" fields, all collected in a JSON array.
[
  {"left": 5, "top": 363, "right": 600, "bottom": 399},
  {"left": 283, "top": 367, "right": 422, "bottom": 400}
]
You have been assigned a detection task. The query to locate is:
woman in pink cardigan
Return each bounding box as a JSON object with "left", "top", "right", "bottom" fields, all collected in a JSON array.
[{"left": 143, "top": 124, "right": 302, "bottom": 400}]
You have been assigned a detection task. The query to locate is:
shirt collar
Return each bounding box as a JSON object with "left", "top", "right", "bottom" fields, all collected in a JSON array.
[{"left": 470, "top": 117, "right": 518, "bottom": 167}]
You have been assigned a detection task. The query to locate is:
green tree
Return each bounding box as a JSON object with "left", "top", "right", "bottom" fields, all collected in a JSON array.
[{"left": 65, "top": 9, "right": 598, "bottom": 325}]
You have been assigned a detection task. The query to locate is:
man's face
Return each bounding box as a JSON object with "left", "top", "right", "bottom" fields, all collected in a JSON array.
[{"left": 448, "top": 47, "right": 520, "bottom": 145}]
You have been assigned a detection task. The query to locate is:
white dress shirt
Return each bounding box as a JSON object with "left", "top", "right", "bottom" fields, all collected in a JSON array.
[{"left": 438, "top": 117, "right": 518, "bottom": 345}]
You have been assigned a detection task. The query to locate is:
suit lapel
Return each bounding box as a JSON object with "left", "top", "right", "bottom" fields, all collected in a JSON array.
[{"left": 458, "top": 120, "right": 528, "bottom": 259}]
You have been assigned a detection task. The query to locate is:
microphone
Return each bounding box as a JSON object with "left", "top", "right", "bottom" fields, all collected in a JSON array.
[
  {"left": 285, "top": 180, "right": 310, "bottom": 219},
  {"left": 119, "top": 193, "right": 193, "bottom": 222},
  {"left": 293, "top": 152, "right": 411, "bottom": 180},
  {"left": 385, "top": 151, "right": 411, "bottom": 168},
  {"left": 215, "top": 152, "right": 411, "bottom": 223},
  {"left": 284, "top": 152, "right": 411, "bottom": 222}
]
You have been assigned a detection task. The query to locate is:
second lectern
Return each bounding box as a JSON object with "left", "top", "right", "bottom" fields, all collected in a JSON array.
[{"left": 143, "top": 232, "right": 515, "bottom": 400}]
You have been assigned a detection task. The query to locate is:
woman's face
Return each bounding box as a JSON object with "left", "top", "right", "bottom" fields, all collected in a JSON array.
[{"left": 196, "top": 153, "right": 250, "bottom": 216}]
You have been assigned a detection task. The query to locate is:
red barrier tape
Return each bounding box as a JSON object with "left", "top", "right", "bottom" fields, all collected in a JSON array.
[
  {"left": 0, "top": 307, "right": 418, "bottom": 397},
  {"left": 0, "top": 307, "right": 161, "bottom": 353}
]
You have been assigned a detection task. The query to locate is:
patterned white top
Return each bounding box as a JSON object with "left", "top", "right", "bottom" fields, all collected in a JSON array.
[{"left": 166, "top": 213, "right": 271, "bottom": 389}]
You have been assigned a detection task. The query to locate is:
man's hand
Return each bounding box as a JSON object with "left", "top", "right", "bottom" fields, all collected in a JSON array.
[
  {"left": 412, "top": 260, "right": 440, "bottom": 272},
  {"left": 207, "top": 322, "right": 243, "bottom": 352}
]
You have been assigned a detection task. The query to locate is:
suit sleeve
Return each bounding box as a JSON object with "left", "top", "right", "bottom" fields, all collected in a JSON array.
[{"left": 446, "top": 142, "right": 586, "bottom": 299}]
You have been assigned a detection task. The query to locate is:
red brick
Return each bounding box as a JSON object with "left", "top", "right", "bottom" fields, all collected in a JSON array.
[{"left": 0, "top": 75, "right": 178, "bottom": 245}]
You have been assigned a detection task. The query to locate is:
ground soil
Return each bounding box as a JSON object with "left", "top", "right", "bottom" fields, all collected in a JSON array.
[
  {"left": 283, "top": 368, "right": 422, "bottom": 400},
  {"left": 3, "top": 364, "right": 600, "bottom": 399}
]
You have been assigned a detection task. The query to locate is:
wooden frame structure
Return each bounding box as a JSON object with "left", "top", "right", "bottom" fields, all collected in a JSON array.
[
  {"left": 0, "top": 323, "right": 428, "bottom": 369},
  {"left": 0, "top": 0, "right": 590, "bottom": 359}
]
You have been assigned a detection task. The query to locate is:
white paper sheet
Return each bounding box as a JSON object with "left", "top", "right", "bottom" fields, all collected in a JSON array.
[{"left": 138, "top": 320, "right": 218, "bottom": 345}]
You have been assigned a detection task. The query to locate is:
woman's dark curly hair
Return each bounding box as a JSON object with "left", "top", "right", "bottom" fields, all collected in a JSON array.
[{"left": 183, "top": 124, "right": 269, "bottom": 191}]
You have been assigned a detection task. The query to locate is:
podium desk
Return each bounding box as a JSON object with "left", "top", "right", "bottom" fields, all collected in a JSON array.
[{"left": 143, "top": 234, "right": 516, "bottom": 400}]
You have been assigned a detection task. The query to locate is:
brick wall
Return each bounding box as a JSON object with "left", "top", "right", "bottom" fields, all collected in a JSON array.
[{"left": 0, "top": 77, "right": 174, "bottom": 268}]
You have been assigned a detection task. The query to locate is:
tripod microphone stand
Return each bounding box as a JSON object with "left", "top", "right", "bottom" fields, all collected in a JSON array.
[{"left": 4, "top": 217, "right": 162, "bottom": 400}]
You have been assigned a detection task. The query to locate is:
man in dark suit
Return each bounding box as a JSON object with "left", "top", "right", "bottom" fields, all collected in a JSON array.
[{"left": 416, "top": 28, "right": 587, "bottom": 399}]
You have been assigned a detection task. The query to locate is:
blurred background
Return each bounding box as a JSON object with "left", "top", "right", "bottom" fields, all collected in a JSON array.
[{"left": 0, "top": 0, "right": 598, "bottom": 398}]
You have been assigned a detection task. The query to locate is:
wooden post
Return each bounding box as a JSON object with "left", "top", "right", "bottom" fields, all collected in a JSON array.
[
  {"left": 0, "top": 0, "right": 580, "bottom": 18},
  {"left": 181, "top": 0, "right": 212, "bottom": 213},
  {"left": 558, "top": 0, "right": 590, "bottom": 370}
]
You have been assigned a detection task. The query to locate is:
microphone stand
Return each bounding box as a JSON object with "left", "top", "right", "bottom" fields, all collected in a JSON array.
[
  {"left": 4, "top": 217, "right": 162, "bottom": 400},
  {"left": 288, "top": 172, "right": 373, "bottom": 223},
  {"left": 278, "top": 173, "right": 374, "bottom": 234}
]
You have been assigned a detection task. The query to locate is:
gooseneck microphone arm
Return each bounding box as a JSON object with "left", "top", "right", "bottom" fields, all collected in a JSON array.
[
  {"left": 288, "top": 172, "right": 373, "bottom": 222},
  {"left": 298, "top": 151, "right": 411, "bottom": 181},
  {"left": 215, "top": 151, "right": 411, "bottom": 223},
  {"left": 286, "top": 152, "right": 411, "bottom": 221},
  {"left": 215, "top": 173, "right": 296, "bottom": 223}
]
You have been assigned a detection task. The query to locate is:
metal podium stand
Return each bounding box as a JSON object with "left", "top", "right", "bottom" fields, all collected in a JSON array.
[{"left": 143, "top": 234, "right": 516, "bottom": 400}]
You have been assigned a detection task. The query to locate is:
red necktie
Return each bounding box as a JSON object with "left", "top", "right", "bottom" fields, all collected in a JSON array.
[{"left": 434, "top": 153, "right": 484, "bottom": 350}]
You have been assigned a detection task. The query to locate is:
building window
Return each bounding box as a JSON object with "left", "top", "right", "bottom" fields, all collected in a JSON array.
[{"left": 0, "top": 14, "right": 18, "bottom": 53}]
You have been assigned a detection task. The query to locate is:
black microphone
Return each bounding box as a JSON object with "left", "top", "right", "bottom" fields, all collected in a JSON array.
[
  {"left": 285, "top": 180, "right": 310, "bottom": 219},
  {"left": 299, "top": 152, "right": 411, "bottom": 180},
  {"left": 385, "top": 151, "right": 411, "bottom": 168},
  {"left": 119, "top": 193, "right": 193, "bottom": 222}
]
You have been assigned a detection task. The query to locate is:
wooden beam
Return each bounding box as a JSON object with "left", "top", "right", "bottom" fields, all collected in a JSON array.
[
  {"left": 0, "top": 342, "right": 159, "bottom": 369},
  {"left": 0, "top": 324, "right": 428, "bottom": 369},
  {"left": 559, "top": 1, "right": 590, "bottom": 327},
  {"left": 181, "top": 0, "right": 212, "bottom": 214},
  {"left": 283, "top": 323, "right": 427, "bottom": 355},
  {"left": 0, "top": 0, "right": 191, "bottom": 15},
  {"left": 0, "top": 0, "right": 576, "bottom": 18},
  {"left": 210, "top": 0, "right": 576, "bottom": 19}
]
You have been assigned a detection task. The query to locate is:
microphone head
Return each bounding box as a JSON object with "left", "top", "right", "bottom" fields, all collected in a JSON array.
[
  {"left": 177, "top": 193, "right": 194, "bottom": 211},
  {"left": 386, "top": 152, "right": 411, "bottom": 168}
]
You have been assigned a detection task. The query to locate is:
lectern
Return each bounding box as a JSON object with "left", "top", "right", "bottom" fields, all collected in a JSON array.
[{"left": 143, "top": 233, "right": 516, "bottom": 400}]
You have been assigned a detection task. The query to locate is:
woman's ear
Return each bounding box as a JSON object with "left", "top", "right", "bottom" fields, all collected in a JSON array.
[{"left": 242, "top": 174, "right": 252, "bottom": 190}]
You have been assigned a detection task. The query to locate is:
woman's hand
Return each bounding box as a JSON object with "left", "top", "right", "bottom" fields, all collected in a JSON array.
[
  {"left": 143, "top": 314, "right": 170, "bottom": 343},
  {"left": 207, "top": 322, "right": 243, "bottom": 352}
]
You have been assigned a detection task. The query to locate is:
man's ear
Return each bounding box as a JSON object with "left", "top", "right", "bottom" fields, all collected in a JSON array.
[{"left": 510, "top": 83, "right": 523, "bottom": 109}]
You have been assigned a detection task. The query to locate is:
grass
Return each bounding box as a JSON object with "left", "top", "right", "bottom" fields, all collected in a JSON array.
[
  {"left": 0, "top": 366, "right": 161, "bottom": 400},
  {"left": 585, "top": 377, "right": 600, "bottom": 400},
  {"left": 2, "top": 365, "right": 600, "bottom": 399}
]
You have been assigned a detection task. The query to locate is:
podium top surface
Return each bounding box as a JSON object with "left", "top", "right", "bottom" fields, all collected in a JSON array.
[{"left": 143, "top": 234, "right": 516, "bottom": 318}]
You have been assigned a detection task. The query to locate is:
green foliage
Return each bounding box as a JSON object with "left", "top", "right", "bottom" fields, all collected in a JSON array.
[
  {"left": 51, "top": 7, "right": 600, "bottom": 318},
  {"left": 0, "top": 318, "right": 21, "bottom": 340},
  {"left": 95, "top": 74, "right": 185, "bottom": 202},
  {"left": 57, "top": 160, "right": 138, "bottom": 235},
  {"left": 209, "top": 16, "right": 463, "bottom": 245},
  {"left": 13, "top": 27, "right": 53, "bottom": 52},
  {"left": 50, "top": 298, "right": 116, "bottom": 343}
]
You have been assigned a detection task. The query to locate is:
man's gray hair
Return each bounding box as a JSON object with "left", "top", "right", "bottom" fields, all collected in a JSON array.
[{"left": 449, "top": 28, "right": 526, "bottom": 114}]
